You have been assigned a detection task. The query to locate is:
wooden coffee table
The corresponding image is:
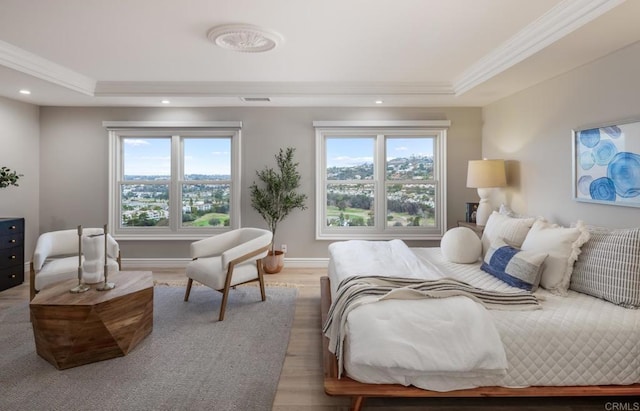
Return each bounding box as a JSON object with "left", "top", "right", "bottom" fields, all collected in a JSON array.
[{"left": 30, "top": 271, "right": 154, "bottom": 370}]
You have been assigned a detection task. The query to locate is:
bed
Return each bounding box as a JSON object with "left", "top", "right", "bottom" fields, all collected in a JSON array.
[{"left": 321, "top": 228, "right": 640, "bottom": 411}]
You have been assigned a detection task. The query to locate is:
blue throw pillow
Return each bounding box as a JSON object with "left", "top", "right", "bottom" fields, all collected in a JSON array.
[{"left": 481, "top": 238, "right": 547, "bottom": 291}]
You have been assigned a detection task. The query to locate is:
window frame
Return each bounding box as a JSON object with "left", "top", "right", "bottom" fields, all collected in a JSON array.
[
  {"left": 105, "top": 121, "right": 242, "bottom": 240},
  {"left": 314, "top": 120, "right": 449, "bottom": 240}
]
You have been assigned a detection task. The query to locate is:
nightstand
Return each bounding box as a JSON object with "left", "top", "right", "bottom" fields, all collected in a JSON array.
[{"left": 457, "top": 220, "right": 484, "bottom": 237}]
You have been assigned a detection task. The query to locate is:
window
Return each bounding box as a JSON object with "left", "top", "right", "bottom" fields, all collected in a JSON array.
[
  {"left": 105, "top": 122, "right": 241, "bottom": 240},
  {"left": 314, "top": 121, "right": 449, "bottom": 240}
]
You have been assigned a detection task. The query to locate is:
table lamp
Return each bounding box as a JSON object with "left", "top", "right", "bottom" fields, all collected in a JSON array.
[{"left": 466, "top": 159, "right": 506, "bottom": 226}]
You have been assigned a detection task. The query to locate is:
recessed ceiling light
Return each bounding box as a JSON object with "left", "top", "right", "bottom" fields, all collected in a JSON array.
[
  {"left": 208, "top": 24, "right": 283, "bottom": 53},
  {"left": 19, "top": 89, "right": 31, "bottom": 95},
  {"left": 375, "top": 100, "right": 383, "bottom": 104},
  {"left": 161, "top": 100, "right": 170, "bottom": 104}
]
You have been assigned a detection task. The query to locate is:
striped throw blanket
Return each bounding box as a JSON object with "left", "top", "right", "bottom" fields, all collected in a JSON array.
[{"left": 323, "top": 275, "right": 540, "bottom": 377}]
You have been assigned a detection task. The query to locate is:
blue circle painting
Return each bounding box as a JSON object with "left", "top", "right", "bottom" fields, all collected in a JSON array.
[
  {"left": 578, "top": 175, "right": 592, "bottom": 196},
  {"left": 608, "top": 152, "right": 640, "bottom": 198},
  {"left": 589, "top": 177, "right": 616, "bottom": 201},
  {"left": 579, "top": 128, "right": 600, "bottom": 148},
  {"left": 602, "top": 125, "right": 622, "bottom": 138},
  {"left": 579, "top": 151, "right": 595, "bottom": 170},
  {"left": 593, "top": 140, "right": 617, "bottom": 166}
]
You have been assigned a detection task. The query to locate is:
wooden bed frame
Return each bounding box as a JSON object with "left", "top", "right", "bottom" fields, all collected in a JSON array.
[{"left": 320, "top": 276, "right": 640, "bottom": 411}]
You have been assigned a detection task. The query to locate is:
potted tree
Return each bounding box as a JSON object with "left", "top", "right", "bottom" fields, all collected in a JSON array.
[{"left": 250, "top": 147, "right": 307, "bottom": 273}]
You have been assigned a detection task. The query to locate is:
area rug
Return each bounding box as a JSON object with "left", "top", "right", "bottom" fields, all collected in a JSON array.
[
  {"left": 0, "top": 285, "right": 297, "bottom": 411},
  {"left": 154, "top": 279, "right": 299, "bottom": 288}
]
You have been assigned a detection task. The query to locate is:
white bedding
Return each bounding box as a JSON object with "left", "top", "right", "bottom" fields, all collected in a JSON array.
[
  {"left": 326, "top": 240, "right": 510, "bottom": 381},
  {"left": 328, "top": 246, "right": 640, "bottom": 391},
  {"left": 328, "top": 239, "right": 437, "bottom": 296}
]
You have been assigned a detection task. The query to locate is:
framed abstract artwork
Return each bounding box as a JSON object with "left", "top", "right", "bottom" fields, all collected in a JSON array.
[{"left": 573, "top": 119, "right": 640, "bottom": 207}]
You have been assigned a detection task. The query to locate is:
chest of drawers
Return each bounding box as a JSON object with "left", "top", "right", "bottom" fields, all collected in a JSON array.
[{"left": 0, "top": 217, "right": 25, "bottom": 292}]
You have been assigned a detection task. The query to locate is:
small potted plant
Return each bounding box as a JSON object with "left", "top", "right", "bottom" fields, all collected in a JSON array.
[
  {"left": 250, "top": 147, "right": 307, "bottom": 273},
  {"left": 0, "top": 167, "right": 23, "bottom": 188}
]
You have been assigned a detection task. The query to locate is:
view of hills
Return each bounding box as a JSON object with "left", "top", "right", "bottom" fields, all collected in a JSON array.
[
  {"left": 118, "top": 155, "right": 436, "bottom": 228},
  {"left": 326, "top": 155, "right": 436, "bottom": 227},
  {"left": 120, "top": 174, "right": 231, "bottom": 227}
]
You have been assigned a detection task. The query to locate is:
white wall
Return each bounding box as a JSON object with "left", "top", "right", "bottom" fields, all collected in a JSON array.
[
  {"left": 39, "top": 106, "right": 482, "bottom": 259},
  {"left": 16, "top": 34, "right": 640, "bottom": 263},
  {"left": 483, "top": 41, "right": 640, "bottom": 228},
  {"left": 0, "top": 96, "right": 39, "bottom": 257},
  {"left": 14, "top": 40, "right": 640, "bottom": 263}
]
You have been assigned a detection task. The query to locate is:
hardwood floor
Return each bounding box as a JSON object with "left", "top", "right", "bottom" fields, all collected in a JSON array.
[{"left": 1, "top": 267, "right": 618, "bottom": 410}]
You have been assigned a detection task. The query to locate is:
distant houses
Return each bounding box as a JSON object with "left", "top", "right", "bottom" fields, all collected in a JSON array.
[{"left": 120, "top": 174, "right": 230, "bottom": 226}]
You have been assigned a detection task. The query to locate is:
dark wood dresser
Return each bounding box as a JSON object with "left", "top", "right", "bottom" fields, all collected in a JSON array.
[{"left": 0, "top": 217, "right": 25, "bottom": 292}]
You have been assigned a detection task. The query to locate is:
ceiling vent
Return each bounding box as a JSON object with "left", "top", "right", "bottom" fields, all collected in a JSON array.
[
  {"left": 241, "top": 97, "right": 271, "bottom": 102},
  {"left": 208, "top": 24, "right": 283, "bottom": 53}
]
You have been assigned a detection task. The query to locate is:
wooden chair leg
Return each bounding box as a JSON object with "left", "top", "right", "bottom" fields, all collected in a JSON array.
[
  {"left": 257, "top": 260, "right": 266, "bottom": 301},
  {"left": 184, "top": 278, "right": 193, "bottom": 301},
  {"left": 218, "top": 264, "right": 236, "bottom": 321},
  {"left": 218, "top": 287, "right": 230, "bottom": 321}
]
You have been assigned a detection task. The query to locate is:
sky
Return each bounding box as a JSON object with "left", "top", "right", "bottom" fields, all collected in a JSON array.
[
  {"left": 122, "top": 136, "right": 433, "bottom": 175},
  {"left": 123, "top": 138, "right": 231, "bottom": 176},
  {"left": 326, "top": 137, "right": 434, "bottom": 168}
]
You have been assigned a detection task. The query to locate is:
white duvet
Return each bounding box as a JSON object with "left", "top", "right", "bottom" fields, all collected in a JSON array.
[
  {"left": 328, "top": 240, "right": 433, "bottom": 292},
  {"left": 327, "top": 240, "right": 508, "bottom": 383},
  {"left": 329, "top": 245, "right": 640, "bottom": 391}
]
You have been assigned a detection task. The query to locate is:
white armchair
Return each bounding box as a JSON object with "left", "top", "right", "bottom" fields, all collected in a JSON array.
[
  {"left": 184, "top": 228, "right": 273, "bottom": 321},
  {"left": 29, "top": 228, "right": 121, "bottom": 300}
]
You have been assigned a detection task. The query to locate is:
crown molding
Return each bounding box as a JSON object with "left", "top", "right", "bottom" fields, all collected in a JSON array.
[
  {"left": 94, "top": 81, "right": 455, "bottom": 97},
  {"left": 453, "top": 0, "right": 626, "bottom": 95},
  {"left": 0, "top": 39, "right": 453, "bottom": 99},
  {"left": 0, "top": 0, "right": 625, "bottom": 103},
  {"left": 0, "top": 40, "right": 96, "bottom": 95}
]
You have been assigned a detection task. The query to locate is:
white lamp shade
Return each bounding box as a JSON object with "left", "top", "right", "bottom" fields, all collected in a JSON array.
[
  {"left": 467, "top": 159, "right": 507, "bottom": 226},
  {"left": 466, "top": 159, "right": 507, "bottom": 188}
]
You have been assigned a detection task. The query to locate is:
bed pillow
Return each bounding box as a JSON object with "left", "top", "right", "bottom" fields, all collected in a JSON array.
[
  {"left": 441, "top": 227, "right": 482, "bottom": 264},
  {"left": 481, "top": 238, "right": 547, "bottom": 291},
  {"left": 499, "top": 204, "right": 525, "bottom": 218},
  {"left": 481, "top": 211, "right": 536, "bottom": 257},
  {"left": 520, "top": 220, "right": 590, "bottom": 295},
  {"left": 498, "top": 204, "right": 543, "bottom": 219},
  {"left": 570, "top": 226, "right": 640, "bottom": 308}
]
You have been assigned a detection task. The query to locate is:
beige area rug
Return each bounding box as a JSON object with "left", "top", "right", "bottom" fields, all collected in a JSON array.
[
  {"left": 1, "top": 285, "right": 297, "bottom": 411},
  {"left": 154, "top": 278, "right": 299, "bottom": 288}
]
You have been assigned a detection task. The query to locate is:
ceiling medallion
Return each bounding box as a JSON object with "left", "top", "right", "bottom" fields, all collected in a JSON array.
[{"left": 207, "top": 24, "right": 283, "bottom": 53}]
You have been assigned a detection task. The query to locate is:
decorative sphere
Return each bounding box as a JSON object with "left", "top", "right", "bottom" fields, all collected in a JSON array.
[{"left": 441, "top": 227, "right": 482, "bottom": 264}]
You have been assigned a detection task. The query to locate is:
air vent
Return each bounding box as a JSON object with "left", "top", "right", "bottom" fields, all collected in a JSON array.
[{"left": 241, "top": 97, "right": 271, "bottom": 102}]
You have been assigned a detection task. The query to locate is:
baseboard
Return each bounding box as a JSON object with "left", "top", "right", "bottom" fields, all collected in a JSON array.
[
  {"left": 24, "top": 258, "right": 330, "bottom": 271},
  {"left": 121, "top": 257, "right": 329, "bottom": 269},
  {"left": 283, "top": 258, "right": 329, "bottom": 268},
  {"left": 122, "top": 258, "right": 189, "bottom": 269}
]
